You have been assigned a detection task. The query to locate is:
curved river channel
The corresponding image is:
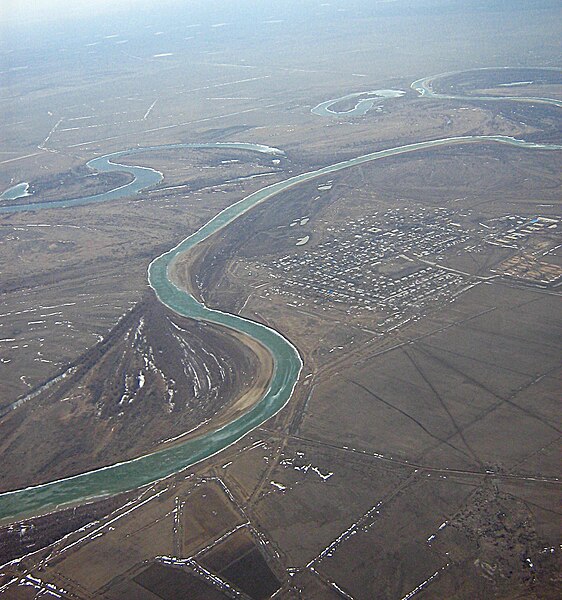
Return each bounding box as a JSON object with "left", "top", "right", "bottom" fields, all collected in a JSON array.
[
  {"left": 411, "top": 67, "right": 562, "bottom": 108},
  {"left": 0, "top": 90, "right": 561, "bottom": 522},
  {"left": 0, "top": 142, "right": 283, "bottom": 214},
  {"left": 311, "top": 89, "right": 406, "bottom": 117}
]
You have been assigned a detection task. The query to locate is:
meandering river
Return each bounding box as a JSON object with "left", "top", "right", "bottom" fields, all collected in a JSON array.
[
  {"left": 311, "top": 89, "right": 405, "bottom": 117},
  {"left": 411, "top": 67, "right": 562, "bottom": 108},
  {"left": 0, "top": 142, "right": 283, "bottom": 213},
  {"left": 0, "top": 73, "right": 560, "bottom": 521}
]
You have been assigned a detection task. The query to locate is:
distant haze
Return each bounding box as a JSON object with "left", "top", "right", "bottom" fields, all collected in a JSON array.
[
  {"left": 4, "top": 0, "right": 562, "bottom": 24},
  {"left": 1, "top": 0, "right": 173, "bottom": 24}
]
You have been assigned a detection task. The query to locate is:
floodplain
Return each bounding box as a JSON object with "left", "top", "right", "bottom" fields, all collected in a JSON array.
[{"left": 0, "top": 1, "right": 560, "bottom": 598}]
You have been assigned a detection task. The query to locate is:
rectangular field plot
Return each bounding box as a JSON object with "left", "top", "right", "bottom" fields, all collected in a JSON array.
[
  {"left": 199, "top": 528, "right": 281, "bottom": 599},
  {"left": 134, "top": 563, "right": 227, "bottom": 600}
]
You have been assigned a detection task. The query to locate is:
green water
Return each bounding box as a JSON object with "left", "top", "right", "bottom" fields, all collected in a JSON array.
[
  {"left": 0, "top": 142, "right": 283, "bottom": 213},
  {"left": 0, "top": 182, "right": 31, "bottom": 201}
]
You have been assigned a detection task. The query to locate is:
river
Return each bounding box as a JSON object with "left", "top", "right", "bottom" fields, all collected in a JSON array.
[
  {"left": 411, "top": 67, "right": 562, "bottom": 108},
  {"left": 0, "top": 78, "right": 560, "bottom": 521},
  {"left": 311, "top": 89, "right": 405, "bottom": 117},
  {"left": 0, "top": 142, "right": 283, "bottom": 213}
]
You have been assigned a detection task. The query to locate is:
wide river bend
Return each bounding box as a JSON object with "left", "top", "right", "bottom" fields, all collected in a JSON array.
[{"left": 0, "top": 100, "right": 560, "bottom": 522}]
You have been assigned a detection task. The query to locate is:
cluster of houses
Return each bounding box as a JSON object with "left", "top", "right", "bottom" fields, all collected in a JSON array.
[
  {"left": 262, "top": 206, "right": 472, "bottom": 329},
  {"left": 486, "top": 215, "right": 559, "bottom": 249}
]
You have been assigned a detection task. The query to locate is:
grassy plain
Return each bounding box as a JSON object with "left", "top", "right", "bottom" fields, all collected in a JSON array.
[{"left": 0, "top": 1, "right": 560, "bottom": 598}]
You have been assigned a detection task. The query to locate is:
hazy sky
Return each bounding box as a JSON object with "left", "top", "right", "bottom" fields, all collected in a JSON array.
[
  {"left": 1, "top": 0, "right": 173, "bottom": 24},
  {"left": 5, "top": 0, "right": 561, "bottom": 25},
  {"left": 3, "top": 0, "right": 561, "bottom": 32}
]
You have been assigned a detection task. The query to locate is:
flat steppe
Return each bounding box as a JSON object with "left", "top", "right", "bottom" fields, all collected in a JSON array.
[{"left": 0, "top": 4, "right": 560, "bottom": 597}]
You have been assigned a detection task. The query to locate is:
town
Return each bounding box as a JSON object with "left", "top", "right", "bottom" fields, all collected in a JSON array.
[{"left": 262, "top": 205, "right": 475, "bottom": 331}]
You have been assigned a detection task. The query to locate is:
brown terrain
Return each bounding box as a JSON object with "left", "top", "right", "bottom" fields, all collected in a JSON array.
[
  {"left": 0, "top": 3, "right": 560, "bottom": 598},
  {"left": 0, "top": 294, "right": 272, "bottom": 490}
]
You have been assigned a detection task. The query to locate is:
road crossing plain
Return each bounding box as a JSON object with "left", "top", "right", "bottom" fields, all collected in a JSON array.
[{"left": 0, "top": 3, "right": 561, "bottom": 598}]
